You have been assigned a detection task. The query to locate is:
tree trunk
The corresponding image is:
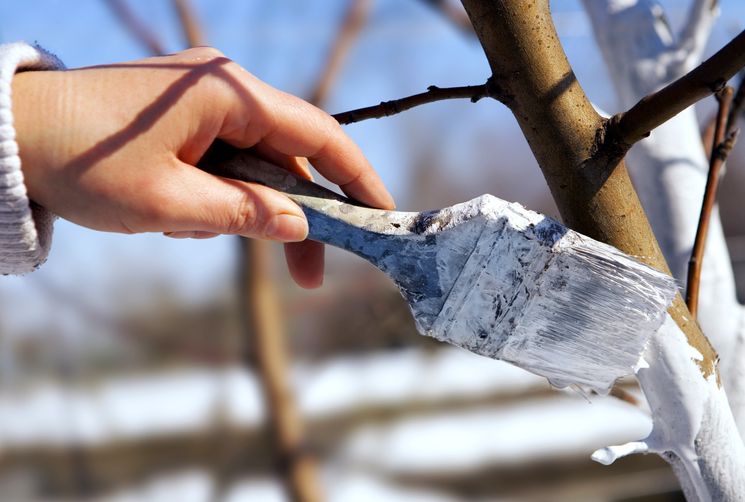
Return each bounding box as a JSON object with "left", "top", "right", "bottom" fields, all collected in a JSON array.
[{"left": 459, "top": 0, "right": 745, "bottom": 498}]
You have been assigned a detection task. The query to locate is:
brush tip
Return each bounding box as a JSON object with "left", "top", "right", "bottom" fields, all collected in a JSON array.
[{"left": 411, "top": 196, "right": 676, "bottom": 392}]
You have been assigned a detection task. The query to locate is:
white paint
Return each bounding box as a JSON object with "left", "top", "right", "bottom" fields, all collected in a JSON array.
[
  {"left": 583, "top": 1, "right": 745, "bottom": 498},
  {"left": 418, "top": 195, "right": 675, "bottom": 393},
  {"left": 639, "top": 317, "right": 745, "bottom": 500},
  {"left": 592, "top": 316, "right": 745, "bottom": 499},
  {"left": 592, "top": 441, "right": 649, "bottom": 465},
  {"left": 595, "top": 317, "right": 706, "bottom": 463}
]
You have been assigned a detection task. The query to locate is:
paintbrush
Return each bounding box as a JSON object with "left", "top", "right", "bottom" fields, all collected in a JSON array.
[{"left": 199, "top": 143, "right": 677, "bottom": 393}]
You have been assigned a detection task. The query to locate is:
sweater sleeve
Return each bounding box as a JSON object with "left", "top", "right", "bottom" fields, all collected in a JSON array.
[{"left": 0, "top": 42, "right": 64, "bottom": 274}]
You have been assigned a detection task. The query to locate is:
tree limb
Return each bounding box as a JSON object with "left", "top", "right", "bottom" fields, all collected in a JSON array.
[
  {"left": 333, "top": 83, "right": 491, "bottom": 124},
  {"left": 676, "top": 0, "right": 720, "bottom": 68},
  {"left": 172, "top": 0, "right": 205, "bottom": 48},
  {"left": 103, "top": 0, "right": 166, "bottom": 56},
  {"left": 309, "top": 0, "right": 372, "bottom": 107},
  {"left": 609, "top": 29, "right": 745, "bottom": 148},
  {"left": 240, "top": 240, "right": 323, "bottom": 502},
  {"left": 418, "top": 0, "right": 474, "bottom": 35},
  {"left": 687, "top": 87, "right": 735, "bottom": 318}
]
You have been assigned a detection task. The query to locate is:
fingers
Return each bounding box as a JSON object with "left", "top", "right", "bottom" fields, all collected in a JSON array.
[
  {"left": 158, "top": 160, "right": 324, "bottom": 289},
  {"left": 285, "top": 241, "right": 325, "bottom": 289},
  {"left": 218, "top": 74, "right": 394, "bottom": 210},
  {"left": 138, "top": 159, "right": 308, "bottom": 242}
]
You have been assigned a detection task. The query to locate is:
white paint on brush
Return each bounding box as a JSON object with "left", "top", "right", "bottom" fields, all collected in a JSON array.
[{"left": 415, "top": 195, "right": 676, "bottom": 393}]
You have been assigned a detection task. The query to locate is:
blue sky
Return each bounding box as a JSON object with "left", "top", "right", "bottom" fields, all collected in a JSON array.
[{"left": 0, "top": 0, "right": 742, "bottom": 336}]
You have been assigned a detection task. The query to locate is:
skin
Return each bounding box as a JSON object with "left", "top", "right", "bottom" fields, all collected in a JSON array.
[{"left": 10, "top": 47, "right": 394, "bottom": 288}]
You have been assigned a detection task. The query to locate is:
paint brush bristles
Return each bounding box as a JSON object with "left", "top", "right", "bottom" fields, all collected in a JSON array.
[{"left": 415, "top": 196, "right": 677, "bottom": 393}]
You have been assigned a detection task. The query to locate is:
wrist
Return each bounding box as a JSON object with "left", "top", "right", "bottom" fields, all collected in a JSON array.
[{"left": 0, "top": 42, "right": 64, "bottom": 273}]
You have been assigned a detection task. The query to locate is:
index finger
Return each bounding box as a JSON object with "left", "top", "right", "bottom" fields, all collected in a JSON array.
[{"left": 220, "top": 76, "right": 395, "bottom": 210}]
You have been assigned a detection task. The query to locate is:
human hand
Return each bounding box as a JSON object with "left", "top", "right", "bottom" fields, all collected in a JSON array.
[{"left": 11, "top": 47, "right": 394, "bottom": 288}]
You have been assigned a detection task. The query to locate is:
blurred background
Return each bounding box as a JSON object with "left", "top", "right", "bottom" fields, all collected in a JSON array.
[{"left": 0, "top": 1, "right": 743, "bottom": 501}]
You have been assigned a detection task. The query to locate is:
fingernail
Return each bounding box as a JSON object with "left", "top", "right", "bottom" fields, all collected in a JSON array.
[{"left": 265, "top": 214, "right": 308, "bottom": 242}]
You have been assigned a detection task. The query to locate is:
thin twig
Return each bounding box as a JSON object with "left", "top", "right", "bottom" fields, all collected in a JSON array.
[
  {"left": 418, "top": 0, "right": 474, "bottom": 35},
  {"left": 687, "top": 87, "right": 738, "bottom": 318},
  {"left": 333, "top": 83, "right": 491, "bottom": 124},
  {"left": 702, "top": 71, "right": 743, "bottom": 156},
  {"left": 610, "top": 29, "right": 745, "bottom": 147},
  {"left": 309, "top": 0, "right": 372, "bottom": 107},
  {"left": 172, "top": 0, "right": 205, "bottom": 48},
  {"left": 103, "top": 0, "right": 166, "bottom": 56}
]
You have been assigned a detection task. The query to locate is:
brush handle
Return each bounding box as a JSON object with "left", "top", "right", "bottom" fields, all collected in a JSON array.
[
  {"left": 200, "top": 142, "right": 483, "bottom": 327},
  {"left": 198, "top": 141, "right": 419, "bottom": 263}
]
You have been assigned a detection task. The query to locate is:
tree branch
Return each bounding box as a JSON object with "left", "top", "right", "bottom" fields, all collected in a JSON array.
[
  {"left": 333, "top": 83, "right": 491, "bottom": 124},
  {"left": 687, "top": 87, "right": 736, "bottom": 318},
  {"left": 418, "top": 0, "right": 474, "bottom": 35},
  {"left": 172, "top": 0, "right": 205, "bottom": 48},
  {"left": 240, "top": 240, "right": 323, "bottom": 502},
  {"left": 309, "top": 0, "right": 372, "bottom": 107},
  {"left": 676, "top": 0, "right": 720, "bottom": 67},
  {"left": 609, "top": 29, "right": 745, "bottom": 148},
  {"left": 103, "top": 0, "right": 166, "bottom": 56}
]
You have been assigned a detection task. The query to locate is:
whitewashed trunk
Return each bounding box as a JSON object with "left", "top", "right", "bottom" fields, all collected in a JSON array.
[{"left": 582, "top": 1, "right": 745, "bottom": 499}]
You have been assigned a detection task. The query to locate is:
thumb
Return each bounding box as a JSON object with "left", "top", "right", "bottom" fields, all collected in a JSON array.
[{"left": 152, "top": 160, "right": 308, "bottom": 241}]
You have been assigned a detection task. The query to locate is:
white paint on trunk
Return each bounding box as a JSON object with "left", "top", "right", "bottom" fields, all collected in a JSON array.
[
  {"left": 592, "top": 440, "right": 649, "bottom": 465},
  {"left": 592, "top": 316, "right": 745, "bottom": 500},
  {"left": 583, "top": 1, "right": 745, "bottom": 497}
]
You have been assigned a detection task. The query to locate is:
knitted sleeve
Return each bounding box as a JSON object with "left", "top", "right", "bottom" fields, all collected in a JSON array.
[{"left": 0, "top": 42, "right": 64, "bottom": 274}]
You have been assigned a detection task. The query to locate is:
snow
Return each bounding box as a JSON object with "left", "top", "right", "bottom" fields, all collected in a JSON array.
[
  {"left": 99, "top": 470, "right": 467, "bottom": 502},
  {"left": 340, "top": 394, "right": 650, "bottom": 474},
  {"left": 0, "top": 348, "right": 544, "bottom": 448},
  {"left": 0, "top": 347, "right": 648, "bottom": 468},
  {"left": 103, "top": 470, "right": 214, "bottom": 502},
  {"left": 295, "top": 347, "right": 546, "bottom": 418}
]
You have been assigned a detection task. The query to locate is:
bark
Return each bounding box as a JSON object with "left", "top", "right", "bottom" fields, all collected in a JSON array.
[{"left": 460, "top": 0, "right": 745, "bottom": 498}]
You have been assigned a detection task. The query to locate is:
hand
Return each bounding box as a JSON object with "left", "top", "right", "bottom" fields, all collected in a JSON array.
[{"left": 11, "top": 47, "right": 394, "bottom": 288}]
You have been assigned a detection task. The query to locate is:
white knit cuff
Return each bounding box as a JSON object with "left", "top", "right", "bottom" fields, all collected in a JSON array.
[{"left": 0, "top": 42, "right": 64, "bottom": 274}]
